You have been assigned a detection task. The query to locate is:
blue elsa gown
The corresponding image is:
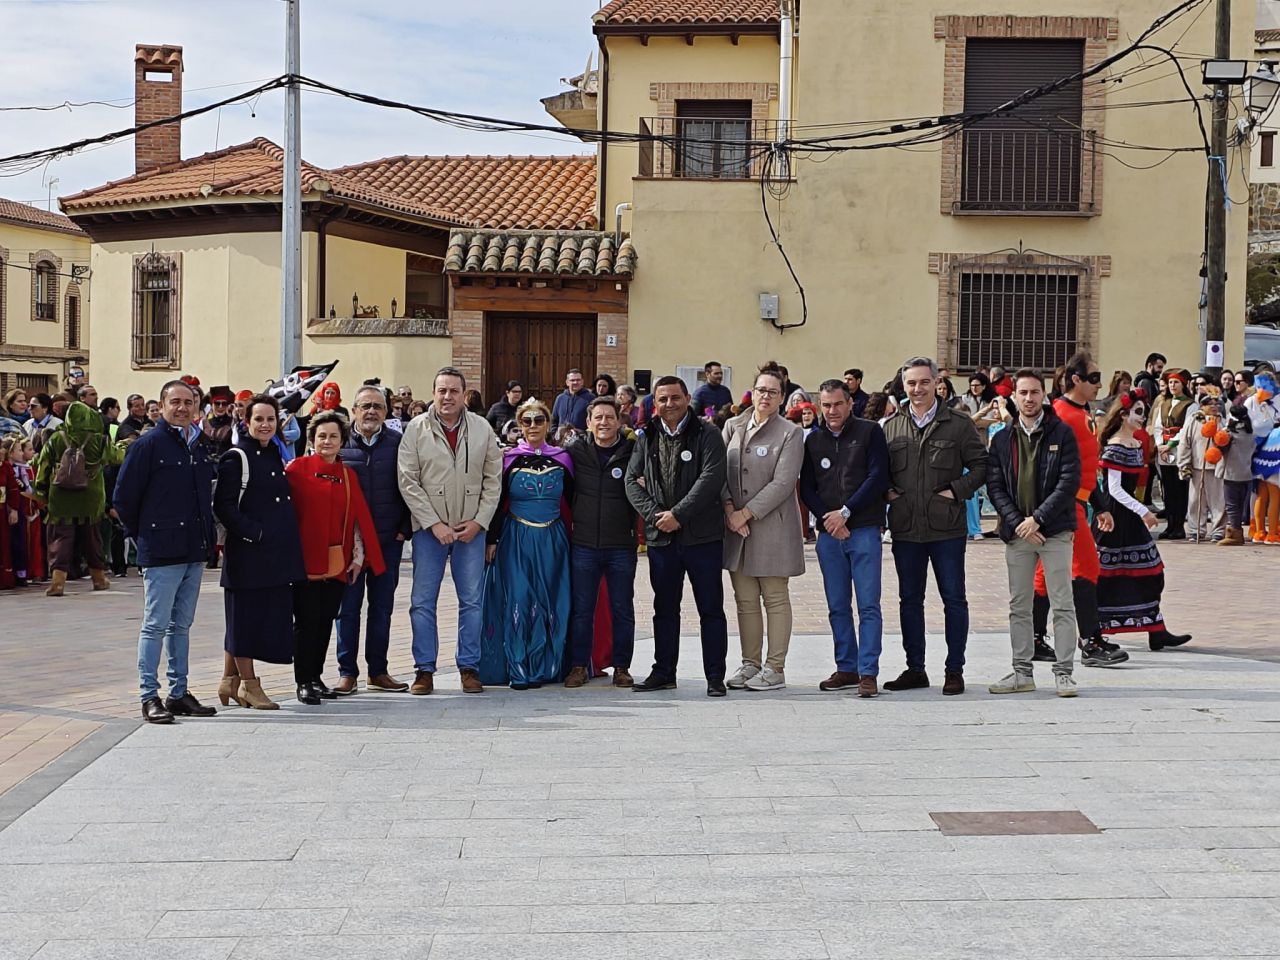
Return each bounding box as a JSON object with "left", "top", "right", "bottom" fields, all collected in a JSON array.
[{"left": 479, "top": 457, "right": 571, "bottom": 687}]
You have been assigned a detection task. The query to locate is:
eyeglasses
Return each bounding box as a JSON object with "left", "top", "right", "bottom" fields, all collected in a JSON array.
[
  {"left": 753, "top": 386, "right": 781, "bottom": 397},
  {"left": 212, "top": 400, "right": 228, "bottom": 407},
  {"left": 520, "top": 415, "right": 547, "bottom": 426},
  {"left": 354, "top": 402, "right": 386, "bottom": 411}
]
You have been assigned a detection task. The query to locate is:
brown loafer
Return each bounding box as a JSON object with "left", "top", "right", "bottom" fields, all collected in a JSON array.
[
  {"left": 564, "top": 666, "right": 589, "bottom": 688},
  {"left": 410, "top": 670, "right": 434, "bottom": 695},
  {"left": 612, "top": 667, "right": 633, "bottom": 688},
  {"left": 367, "top": 673, "right": 409, "bottom": 692},
  {"left": 818, "top": 670, "right": 861, "bottom": 692},
  {"left": 460, "top": 668, "right": 484, "bottom": 694},
  {"left": 942, "top": 671, "right": 965, "bottom": 696},
  {"left": 858, "top": 676, "right": 878, "bottom": 698},
  {"left": 334, "top": 676, "right": 359, "bottom": 696}
]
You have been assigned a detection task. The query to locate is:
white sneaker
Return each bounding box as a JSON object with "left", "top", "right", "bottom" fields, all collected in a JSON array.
[
  {"left": 745, "top": 666, "right": 786, "bottom": 691},
  {"left": 988, "top": 671, "right": 1035, "bottom": 694},
  {"left": 727, "top": 662, "right": 761, "bottom": 689},
  {"left": 1055, "top": 673, "right": 1079, "bottom": 698}
]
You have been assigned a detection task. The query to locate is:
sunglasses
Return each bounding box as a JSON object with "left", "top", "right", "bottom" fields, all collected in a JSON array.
[{"left": 520, "top": 415, "right": 548, "bottom": 426}]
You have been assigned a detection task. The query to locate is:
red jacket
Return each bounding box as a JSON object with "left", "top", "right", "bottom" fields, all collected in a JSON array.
[
  {"left": 285, "top": 454, "right": 386, "bottom": 579},
  {"left": 1052, "top": 395, "right": 1101, "bottom": 505}
]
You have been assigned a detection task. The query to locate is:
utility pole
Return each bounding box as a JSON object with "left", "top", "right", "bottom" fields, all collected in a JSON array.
[
  {"left": 280, "top": 0, "right": 303, "bottom": 372},
  {"left": 1203, "top": 0, "right": 1231, "bottom": 377}
]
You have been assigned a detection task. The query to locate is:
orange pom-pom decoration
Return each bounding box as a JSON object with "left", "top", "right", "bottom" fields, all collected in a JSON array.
[
  {"left": 1214, "top": 430, "right": 1231, "bottom": 447},
  {"left": 1200, "top": 419, "right": 1217, "bottom": 438},
  {"left": 1205, "top": 446, "right": 1223, "bottom": 465}
]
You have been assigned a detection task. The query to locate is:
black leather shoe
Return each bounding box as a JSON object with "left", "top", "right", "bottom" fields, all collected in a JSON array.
[
  {"left": 632, "top": 673, "right": 677, "bottom": 692},
  {"left": 707, "top": 680, "right": 727, "bottom": 698},
  {"left": 164, "top": 693, "right": 217, "bottom": 717},
  {"left": 142, "top": 697, "right": 174, "bottom": 724},
  {"left": 312, "top": 678, "right": 338, "bottom": 700},
  {"left": 1149, "top": 630, "right": 1192, "bottom": 651},
  {"left": 883, "top": 669, "right": 930, "bottom": 692},
  {"left": 297, "top": 683, "right": 322, "bottom": 705}
]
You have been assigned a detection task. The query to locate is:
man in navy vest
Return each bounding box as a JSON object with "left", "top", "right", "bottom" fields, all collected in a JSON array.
[
  {"left": 335, "top": 385, "right": 413, "bottom": 693},
  {"left": 113, "top": 379, "right": 218, "bottom": 724}
]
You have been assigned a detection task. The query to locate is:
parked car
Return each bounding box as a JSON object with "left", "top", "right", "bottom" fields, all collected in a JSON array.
[{"left": 1246, "top": 324, "right": 1280, "bottom": 370}]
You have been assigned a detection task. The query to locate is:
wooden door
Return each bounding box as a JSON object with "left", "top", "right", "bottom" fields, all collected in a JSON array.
[{"left": 486, "top": 313, "right": 597, "bottom": 405}]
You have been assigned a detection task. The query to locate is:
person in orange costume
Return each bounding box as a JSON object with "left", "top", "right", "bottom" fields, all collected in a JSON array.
[{"left": 1030, "top": 352, "right": 1129, "bottom": 667}]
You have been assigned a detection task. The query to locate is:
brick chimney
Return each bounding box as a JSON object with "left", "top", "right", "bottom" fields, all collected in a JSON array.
[{"left": 134, "top": 44, "right": 184, "bottom": 173}]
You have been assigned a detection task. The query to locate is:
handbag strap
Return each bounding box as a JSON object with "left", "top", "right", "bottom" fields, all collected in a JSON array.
[{"left": 340, "top": 465, "right": 351, "bottom": 553}]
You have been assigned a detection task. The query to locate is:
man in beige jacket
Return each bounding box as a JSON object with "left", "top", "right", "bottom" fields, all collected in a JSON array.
[{"left": 398, "top": 367, "right": 503, "bottom": 694}]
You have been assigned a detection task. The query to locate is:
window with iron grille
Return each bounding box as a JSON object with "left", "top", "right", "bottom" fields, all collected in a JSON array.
[
  {"left": 675, "top": 100, "right": 753, "bottom": 179},
  {"left": 960, "top": 39, "right": 1087, "bottom": 212},
  {"left": 34, "top": 262, "right": 57, "bottom": 321},
  {"left": 16, "top": 373, "right": 55, "bottom": 394},
  {"left": 132, "top": 252, "right": 180, "bottom": 368}
]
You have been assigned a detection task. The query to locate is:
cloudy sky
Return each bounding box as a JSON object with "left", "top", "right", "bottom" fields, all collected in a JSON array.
[{"left": 0, "top": 0, "right": 604, "bottom": 210}]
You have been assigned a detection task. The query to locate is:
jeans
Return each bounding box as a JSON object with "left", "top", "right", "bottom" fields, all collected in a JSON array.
[
  {"left": 336, "top": 537, "right": 404, "bottom": 678},
  {"left": 1224, "top": 479, "right": 1251, "bottom": 530},
  {"left": 137, "top": 561, "right": 204, "bottom": 702},
  {"left": 814, "top": 526, "right": 883, "bottom": 677},
  {"left": 646, "top": 539, "right": 728, "bottom": 682},
  {"left": 965, "top": 493, "right": 983, "bottom": 538},
  {"left": 1006, "top": 531, "right": 1075, "bottom": 676},
  {"left": 569, "top": 546, "right": 637, "bottom": 669},
  {"left": 410, "top": 530, "right": 485, "bottom": 673},
  {"left": 891, "top": 536, "right": 969, "bottom": 674}
]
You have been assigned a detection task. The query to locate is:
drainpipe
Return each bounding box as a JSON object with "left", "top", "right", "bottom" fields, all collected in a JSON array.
[
  {"left": 777, "top": 0, "right": 795, "bottom": 179},
  {"left": 597, "top": 35, "right": 611, "bottom": 230},
  {"left": 615, "top": 202, "right": 632, "bottom": 245}
]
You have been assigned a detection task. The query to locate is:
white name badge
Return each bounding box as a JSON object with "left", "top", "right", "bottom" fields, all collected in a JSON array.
[
  {"left": 755, "top": 445, "right": 768, "bottom": 457},
  {"left": 680, "top": 450, "right": 693, "bottom": 462},
  {"left": 820, "top": 457, "right": 832, "bottom": 469},
  {"left": 611, "top": 467, "right": 623, "bottom": 479}
]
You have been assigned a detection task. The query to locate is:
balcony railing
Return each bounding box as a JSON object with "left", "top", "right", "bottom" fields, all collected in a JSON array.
[
  {"left": 956, "top": 127, "right": 1096, "bottom": 213},
  {"left": 639, "top": 117, "right": 785, "bottom": 181}
]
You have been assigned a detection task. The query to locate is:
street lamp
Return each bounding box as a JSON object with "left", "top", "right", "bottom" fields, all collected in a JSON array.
[{"left": 1248, "top": 61, "right": 1280, "bottom": 117}]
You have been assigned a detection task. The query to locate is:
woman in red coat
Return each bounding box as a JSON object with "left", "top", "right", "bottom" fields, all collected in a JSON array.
[{"left": 286, "top": 411, "right": 385, "bottom": 706}]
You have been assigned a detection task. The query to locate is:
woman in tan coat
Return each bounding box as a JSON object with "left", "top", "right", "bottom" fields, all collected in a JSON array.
[{"left": 722, "top": 362, "right": 806, "bottom": 691}]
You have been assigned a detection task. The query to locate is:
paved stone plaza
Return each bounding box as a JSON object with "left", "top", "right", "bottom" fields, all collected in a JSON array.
[{"left": 1, "top": 540, "right": 1279, "bottom": 958}]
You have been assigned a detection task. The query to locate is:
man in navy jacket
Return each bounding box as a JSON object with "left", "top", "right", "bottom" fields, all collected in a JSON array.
[
  {"left": 335, "top": 386, "right": 413, "bottom": 694},
  {"left": 113, "top": 379, "right": 218, "bottom": 724},
  {"left": 549, "top": 369, "right": 595, "bottom": 434}
]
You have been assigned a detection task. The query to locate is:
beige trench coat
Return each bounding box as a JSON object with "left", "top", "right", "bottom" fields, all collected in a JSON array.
[{"left": 721, "top": 411, "right": 805, "bottom": 578}]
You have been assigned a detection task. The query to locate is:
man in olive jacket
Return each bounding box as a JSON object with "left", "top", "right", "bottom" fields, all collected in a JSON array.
[
  {"left": 625, "top": 375, "right": 729, "bottom": 696},
  {"left": 882, "top": 357, "right": 988, "bottom": 695}
]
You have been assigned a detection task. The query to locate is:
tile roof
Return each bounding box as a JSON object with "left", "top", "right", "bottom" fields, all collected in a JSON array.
[
  {"left": 444, "top": 230, "right": 635, "bottom": 277},
  {"left": 333, "top": 155, "right": 598, "bottom": 230},
  {"left": 1258, "top": 28, "right": 1280, "bottom": 44},
  {"left": 59, "top": 140, "right": 599, "bottom": 231},
  {"left": 595, "top": 0, "right": 780, "bottom": 26},
  {"left": 0, "top": 197, "right": 87, "bottom": 236},
  {"left": 135, "top": 44, "right": 183, "bottom": 67}
]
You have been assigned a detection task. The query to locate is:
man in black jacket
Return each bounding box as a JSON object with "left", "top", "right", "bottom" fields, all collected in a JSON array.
[
  {"left": 564, "top": 397, "right": 638, "bottom": 689},
  {"left": 335, "top": 385, "right": 413, "bottom": 694},
  {"left": 486, "top": 380, "right": 523, "bottom": 435},
  {"left": 986, "top": 369, "right": 1081, "bottom": 698},
  {"left": 625, "top": 376, "right": 729, "bottom": 696}
]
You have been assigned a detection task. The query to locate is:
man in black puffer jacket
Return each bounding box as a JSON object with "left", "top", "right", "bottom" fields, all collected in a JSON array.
[
  {"left": 985, "top": 369, "right": 1081, "bottom": 698},
  {"left": 335, "top": 385, "right": 413, "bottom": 694}
]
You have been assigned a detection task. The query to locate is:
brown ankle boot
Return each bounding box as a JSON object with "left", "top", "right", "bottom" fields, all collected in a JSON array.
[
  {"left": 46, "top": 570, "right": 67, "bottom": 597},
  {"left": 1219, "top": 527, "right": 1244, "bottom": 546},
  {"left": 218, "top": 675, "right": 243, "bottom": 706},
  {"left": 90, "top": 569, "right": 110, "bottom": 591},
  {"left": 240, "top": 678, "right": 279, "bottom": 710}
]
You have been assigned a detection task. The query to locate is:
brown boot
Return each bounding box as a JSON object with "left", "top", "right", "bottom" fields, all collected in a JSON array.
[
  {"left": 410, "top": 670, "right": 434, "bottom": 695},
  {"left": 218, "top": 675, "right": 242, "bottom": 707},
  {"left": 460, "top": 668, "right": 484, "bottom": 694},
  {"left": 564, "top": 666, "right": 589, "bottom": 688},
  {"left": 1219, "top": 526, "right": 1244, "bottom": 546},
  {"left": 45, "top": 570, "right": 67, "bottom": 597},
  {"left": 612, "top": 667, "right": 634, "bottom": 688},
  {"left": 90, "top": 569, "right": 111, "bottom": 591},
  {"left": 240, "top": 678, "right": 279, "bottom": 710}
]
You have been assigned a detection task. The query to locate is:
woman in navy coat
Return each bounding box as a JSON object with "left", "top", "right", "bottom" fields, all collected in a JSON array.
[{"left": 214, "top": 394, "right": 305, "bottom": 709}]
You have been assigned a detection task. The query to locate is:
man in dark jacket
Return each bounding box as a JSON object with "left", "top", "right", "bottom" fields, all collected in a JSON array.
[
  {"left": 113, "top": 379, "right": 218, "bottom": 725},
  {"left": 335, "top": 385, "right": 413, "bottom": 694},
  {"left": 881, "top": 357, "right": 988, "bottom": 696},
  {"left": 800, "top": 379, "right": 890, "bottom": 698},
  {"left": 116, "top": 394, "right": 149, "bottom": 442},
  {"left": 985, "top": 370, "right": 1081, "bottom": 698},
  {"left": 625, "top": 375, "right": 729, "bottom": 696},
  {"left": 549, "top": 369, "right": 595, "bottom": 433},
  {"left": 486, "top": 380, "right": 523, "bottom": 435},
  {"left": 564, "top": 397, "right": 638, "bottom": 689}
]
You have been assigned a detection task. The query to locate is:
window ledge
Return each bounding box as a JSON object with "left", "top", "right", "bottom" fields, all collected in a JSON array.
[{"left": 949, "top": 208, "right": 1098, "bottom": 219}]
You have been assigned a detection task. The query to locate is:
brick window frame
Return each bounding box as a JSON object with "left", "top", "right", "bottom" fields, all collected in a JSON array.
[
  {"left": 64, "top": 283, "right": 82, "bottom": 351},
  {"left": 131, "top": 251, "right": 182, "bottom": 369},
  {"left": 928, "top": 248, "right": 1111, "bottom": 372},
  {"left": 936, "top": 15, "right": 1117, "bottom": 216},
  {"left": 30, "top": 249, "right": 61, "bottom": 323},
  {"left": 645, "top": 81, "right": 777, "bottom": 181}
]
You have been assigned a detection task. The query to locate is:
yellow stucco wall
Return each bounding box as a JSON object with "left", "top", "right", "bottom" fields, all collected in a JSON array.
[
  {"left": 617, "top": 0, "right": 1252, "bottom": 391},
  {"left": 0, "top": 220, "right": 91, "bottom": 386},
  {"left": 301, "top": 335, "right": 453, "bottom": 401},
  {"left": 323, "top": 236, "right": 406, "bottom": 323}
]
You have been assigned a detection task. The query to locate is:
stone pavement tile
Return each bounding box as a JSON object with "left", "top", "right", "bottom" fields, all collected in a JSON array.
[
  {"left": 293, "top": 838, "right": 461, "bottom": 862},
  {"left": 225, "top": 937, "right": 425, "bottom": 960},
  {"left": 803, "top": 874, "right": 992, "bottom": 902},
  {"left": 976, "top": 873, "right": 1169, "bottom": 901},
  {"left": 1214, "top": 847, "right": 1280, "bottom": 872},
  {"left": 74, "top": 820, "right": 393, "bottom": 844},
  {"left": 0, "top": 943, "right": 43, "bottom": 960},
  {"left": 1152, "top": 872, "right": 1280, "bottom": 898},
  {"left": 854, "top": 812, "right": 942, "bottom": 832},
  {"left": 443, "top": 879, "right": 626, "bottom": 906},
  {"left": 699, "top": 814, "right": 859, "bottom": 834},
  {"left": 81, "top": 882, "right": 270, "bottom": 913},
  {"left": 315, "top": 800, "right": 475, "bottom": 822},
  {"left": 704, "top": 850, "right": 1053, "bottom": 878},
  {"left": 362, "top": 857, "right": 542, "bottom": 883},
  {"left": 0, "top": 836, "right": 303, "bottom": 864},
  {"left": 0, "top": 908, "right": 163, "bottom": 940},
  {"left": 387, "top": 817, "right": 552, "bottom": 839},
  {"left": 148, "top": 909, "right": 347, "bottom": 938},
  {"left": 783, "top": 831, "right": 955, "bottom": 854},
  {"left": 623, "top": 877, "right": 809, "bottom": 904},
  {"left": 546, "top": 780, "right": 697, "bottom": 800},
  {"left": 405, "top": 782, "right": 551, "bottom": 801},
  {"left": 528, "top": 904, "right": 726, "bottom": 932},
  {"left": 621, "top": 832, "right": 791, "bottom": 856},
  {"left": 468, "top": 799, "right": 624, "bottom": 820},
  {"left": 30, "top": 940, "right": 237, "bottom": 960},
  {"left": 536, "top": 855, "right": 713, "bottom": 880},
  {"left": 427, "top": 930, "right": 830, "bottom": 960},
  {"left": 340, "top": 905, "right": 532, "bottom": 934},
  {"left": 1102, "top": 826, "right": 1280, "bottom": 850},
  {"left": 262, "top": 880, "right": 449, "bottom": 910},
  {"left": 692, "top": 777, "right": 840, "bottom": 799}
]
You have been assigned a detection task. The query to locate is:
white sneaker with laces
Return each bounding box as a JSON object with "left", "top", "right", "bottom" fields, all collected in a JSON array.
[
  {"left": 988, "top": 671, "right": 1035, "bottom": 694},
  {"left": 1055, "top": 673, "right": 1079, "bottom": 698},
  {"left": 745, "top": 666, "right": 786, "bottom": 691},
  {"left": 727, "top": 662, "right": 761, "bottom": 689}
]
